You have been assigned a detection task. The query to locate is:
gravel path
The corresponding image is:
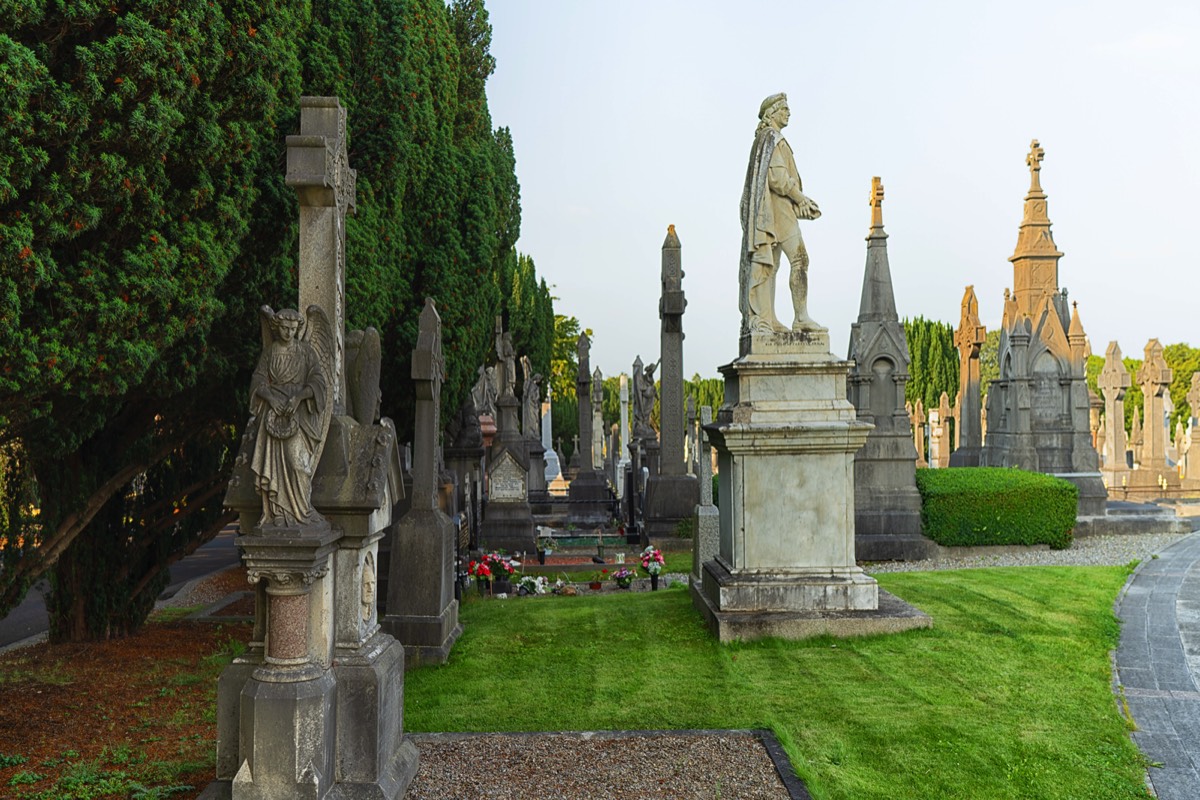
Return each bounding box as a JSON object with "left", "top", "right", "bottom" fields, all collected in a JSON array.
[
  {"left": 864, "top": 531, "right": 1191, "bottom": 573},
  {"left": 405, "top": 731, "right": 798, "bottom": 799}
]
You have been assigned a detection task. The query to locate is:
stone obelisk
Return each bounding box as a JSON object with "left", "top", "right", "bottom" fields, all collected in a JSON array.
[
  {"left": 568, "top": 333, "right": 610, "bottom": 525},
  {"left": 643, "top": 225, "right": 698, "bottom": 539}
]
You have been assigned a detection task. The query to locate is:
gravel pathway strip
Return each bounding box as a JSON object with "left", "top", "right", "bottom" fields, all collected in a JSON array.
[
  {"left": 406, "top": 730, "right": 802, "bottom": 799},
  {"left": 865, "top": 531, "right": 1190, "bottom": 573}
]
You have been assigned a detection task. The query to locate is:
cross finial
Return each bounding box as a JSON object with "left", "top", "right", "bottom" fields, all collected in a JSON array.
[
  {"left": 1026, "top": 139, "right": 1045, "bottom": 192},
  {"left": 869, "top": 176, "right": 884, "bottom": 228}
]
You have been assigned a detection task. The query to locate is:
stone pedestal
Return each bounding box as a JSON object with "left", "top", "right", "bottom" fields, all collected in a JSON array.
[
  {"left": 481, "top": 392, "right": 536, "bottom": 552},
  {"left": 694, "top": 331, "right": 930, "bottom": 641},
  {"left": 643, "top": 474, "right": 699, "bottom": 539},
  {"left": 381, "top": 505, "right": 462, "bottom": 667}
]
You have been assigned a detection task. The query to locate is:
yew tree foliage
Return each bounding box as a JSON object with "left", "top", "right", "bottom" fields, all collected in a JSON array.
[
  {"left": 903, "top": 316, "right": 959, "bottom": 413},
  {"left": 0, "top": 0, "right": 549, "bottom": 641}
]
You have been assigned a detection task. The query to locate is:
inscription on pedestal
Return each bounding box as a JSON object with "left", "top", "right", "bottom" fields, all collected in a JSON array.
[{"left": 490, "top": 453, "right": 526, "bottom": 502}]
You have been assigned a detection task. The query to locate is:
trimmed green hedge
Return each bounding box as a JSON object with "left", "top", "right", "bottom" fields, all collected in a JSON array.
[{"left": 915, "top": 468, "right": 1078, "bottom": 550}]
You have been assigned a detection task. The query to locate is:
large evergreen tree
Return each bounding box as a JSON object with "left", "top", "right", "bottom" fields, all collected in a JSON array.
[{"left": 0, "top": 0, "right": 542, "bottom": 641}]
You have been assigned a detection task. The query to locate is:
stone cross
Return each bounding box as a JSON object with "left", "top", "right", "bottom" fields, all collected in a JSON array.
[
  {"left": 934, "top": 392, "right": 952, "bottom": 467},
  {"left": 1098, "top": 342, "right": 1131, "bottom": 470},
  {"left": 1131, "top": 406, "right": 1144, "bottom": 467},
  {"left": 954, "top": 286, "right": 987, "bottom": 452},
  {"left": 869, "top": 176, "right": 885, "bottom": 229},
  {"left": 411, "top": 298, "right": 443, "bottom": 510},
  {"left": 1137, "top": 339, "right": 1173, "bottom": 468},
  {"left": 1026, "top": 138, "right": 1045, "bottom": 192},
  {"left": 659, "top": 225, "right": 687, "bottom": 476},
  {"left": 699, "top": 406, "right": 714, "bottom": 506},
  {"left": 287, "top": 96, "right": 357, "bottom": 414}
]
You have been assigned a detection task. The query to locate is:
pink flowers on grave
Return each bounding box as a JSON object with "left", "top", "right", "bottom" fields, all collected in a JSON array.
[{"left": 640, "top": 546, "right": 664, "bottom": 576}]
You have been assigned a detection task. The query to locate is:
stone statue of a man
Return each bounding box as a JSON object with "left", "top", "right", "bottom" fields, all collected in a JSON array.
[{"left": 739, "top": 92, "right": 822, "bottom": 335}]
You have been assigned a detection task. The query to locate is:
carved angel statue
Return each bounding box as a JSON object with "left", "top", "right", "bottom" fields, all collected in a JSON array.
[
  {"left": 471, "top": 365, "right": 499, "bottom": 418},
  {"left": 634, "top": 360, "right": 659, "bottom": 437},
  {"left": 520, "top": 355, "right": 542, "bottom": 440},
  {"left": 495, "top": 316, "right": 516, "bottom": 396},
  {"left": 249, "top": 305, "right": 334, "bottom": 529}
]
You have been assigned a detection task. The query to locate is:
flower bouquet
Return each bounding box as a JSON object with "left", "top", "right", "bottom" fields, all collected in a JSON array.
[
  {"left": 517, "top": 575, "right": 549, "bottom": 596},
  {"left": 469, "top": 552, "right": 519, "bottom": 594},
  {"left": 641, "top": 546, "right": 665, "bottom": 590},
  {"left": 612, "top": 567, "right": 636, "bottom": 589},
  {"left": 640, "top": 546, "right": 664, "bottom": 576}
]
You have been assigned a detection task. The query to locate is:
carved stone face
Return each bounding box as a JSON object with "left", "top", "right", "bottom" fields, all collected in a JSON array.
[
  {"left": 278, "top": 321, "right": 299, "bottom": 342},
  {"left": 772, "top": 103, "right": 790, "bottom": 130}
]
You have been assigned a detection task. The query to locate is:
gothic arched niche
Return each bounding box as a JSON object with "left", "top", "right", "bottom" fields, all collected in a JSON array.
[{"left": 869, "top": 357, "right": 896, "bottom": 427}]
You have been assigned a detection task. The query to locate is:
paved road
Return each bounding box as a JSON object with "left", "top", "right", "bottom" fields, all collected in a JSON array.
[
  {"left": 1114, "top": 532, "right": 1200, "bottom": 800},
  {"left": 0, "top": 526, "right": 240, "bottom": 649}
]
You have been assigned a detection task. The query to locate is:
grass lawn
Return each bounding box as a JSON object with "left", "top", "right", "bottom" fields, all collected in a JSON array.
[{"left": 405, "top": 566, "right": 1149, "bottom": 800}]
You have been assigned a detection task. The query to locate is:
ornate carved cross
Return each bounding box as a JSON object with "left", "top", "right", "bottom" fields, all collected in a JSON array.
[{"left": 869, "top": 176, "right": 885, "bottom": 228}]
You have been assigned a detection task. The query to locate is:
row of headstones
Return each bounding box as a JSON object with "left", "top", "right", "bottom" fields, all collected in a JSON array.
[{"left": 1097, "top": 340, "right": 1200, "bottom": 484}]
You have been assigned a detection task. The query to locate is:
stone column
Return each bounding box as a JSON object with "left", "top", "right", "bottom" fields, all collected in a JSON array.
[
  {"left": 912, "top": 399, "right": 927, "bottom": 467},
  {"left": 1187, "top": 374, "right": 1200, "bottom": 483},
  {"left": 383, "top": 299, "right": 462, "bottom": 666},
  {"left": 591, "top": 366, "right": 605, "bottom": 471},
  {"left": 569, "top": 334, "right": 610, "bottom": 525},
  {"left": 950, "top": 286, "right": 986, "bottom": 466},
  {"left": 692, "top": 406, "right": 720, "bottom": 582},
  {"left": 644, "top": 226, "right": 698, "bottom": 538}
]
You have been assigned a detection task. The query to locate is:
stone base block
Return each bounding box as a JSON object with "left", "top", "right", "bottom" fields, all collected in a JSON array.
[
  {"left": 1074, "top": 514, "right": 1196, "bottom": 537},
  {"left": 1054, "top": 472, "right": 1108, "bottom": 517},
  {"left": 234, "top": 669, "right": 337, "bottom": 800},
  {"left": 700, "top": 558, "right": 878, "bottom": 613},
  {"left": 567, "top": 470, "right": 612, "bottom": 527},
  {"left": 855, "top": 533, "right": 938, "bottom": 562},
  {"left": 382, "top": 601, "right": 462, "bottom": 668},
  {"left": 212, "top": 658, "right": 260, "bottom": 781},
  {"left": 480, "top": 499, "right": 536, "bottom": 552},
  {"left": 330, "top": 634, "right": 419, "bottom": 799},
  {"left": 693, "top": 574, "right": 932, "bottom": 644},
  {"left": 644, "top": 474, "right": 699, "bottom": 538},
  {"left": 948, "top": 446, "right": 982, "bottom": 467}
]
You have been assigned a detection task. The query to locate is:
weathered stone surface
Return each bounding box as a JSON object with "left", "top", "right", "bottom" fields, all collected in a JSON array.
[
  {"left": 692, "top": 406, "right": 721, "bottom": 582},
  {"left": 738, "top": 92, "right": 823, "bottom": 343},
  {"left": 210, "top": 97, "right": 416, "bottom": 800},
  {"left": 950, "top": 286, "right": 986, "bottom": 467},
  {"left": 1099, "top": 341, "right": 1132, "bottom": 482},
  {"left": 569, "top": 333, "right": 612, "bottom": 526},
  {"left": 845, "top": 178, "right": 930, "bottom": 560},
  {"left": 980, "top": 140, "right": 1103, "bottom": 516},
  {"left": 1138, "top": 339, "right": 1173, "bottom": 469},
  {"left": 646, "top": 226, "right": 698, "bottom": 538}
]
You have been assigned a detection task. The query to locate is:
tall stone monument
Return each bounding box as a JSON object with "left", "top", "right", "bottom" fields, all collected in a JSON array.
[
  {"left": 911, "top": 399, "right": 927, "bottom": 467},
  {"left": 569, "top": 333, "right": 611, "bottom": 525},
  {"left": 591, "top": 366, "right": 605, "bottom": 471},
  {"left": 644, "top": 226, "right": 699, "bottom": 538},
  {"left": 980, "top": 140, "right": 1105, "bottom": 515},
  {"left": 1098, "top": 341, "right": 1132, "bottom": 485},
  {"left": 1137, "top": 339, "right": 1173, "bottom": 470},
  {"left": 480, "top": 318, "right": 535, "bottom": 551},
  {"left": 932, "top": 392, "right": 952, "bottom": 468},
  {"left": 382, "top": 299, "right": 461, "bottom": 667},
  {"left": 522, "top": 355, "right": 548, "bottom": 502},
  {"left": 694, "top": 92, "right": 930, "bottom": 642},
  {"left": 1186, "top": 374, "right": 1200, "bottom": 484},
  {"left": 846, "top": 177, "right": 930, "bottom": 560},
  {"left": 950, "top": 286, "right": 986, "bottom": 466},
  {"left": 209, "top": 97, "right": 417, "bottom": 800}
]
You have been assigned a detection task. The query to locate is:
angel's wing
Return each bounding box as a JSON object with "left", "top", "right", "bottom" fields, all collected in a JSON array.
[
  {"left": 303, "top": 304, "right": 336, "bottom": 459},
  {"left": 258, "top": 306, "right": 275, "bottom": 350},
  {"left": 347, "top": 327, "right": 382, "bottom": 426}
]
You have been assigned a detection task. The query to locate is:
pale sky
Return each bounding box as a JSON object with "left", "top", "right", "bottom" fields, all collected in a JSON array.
[{"left": 485, "top": 1, "right": 1200, "bottom": 381}]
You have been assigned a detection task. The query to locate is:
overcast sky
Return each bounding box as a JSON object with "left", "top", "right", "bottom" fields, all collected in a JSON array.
[{"left": 485, "top": 1, "right": 1199, "bottom": 381}]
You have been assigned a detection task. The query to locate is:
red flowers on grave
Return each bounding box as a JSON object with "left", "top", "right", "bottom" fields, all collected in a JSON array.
[{"left": 469, "top": 552, "right": 518, "bottom": 587}]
